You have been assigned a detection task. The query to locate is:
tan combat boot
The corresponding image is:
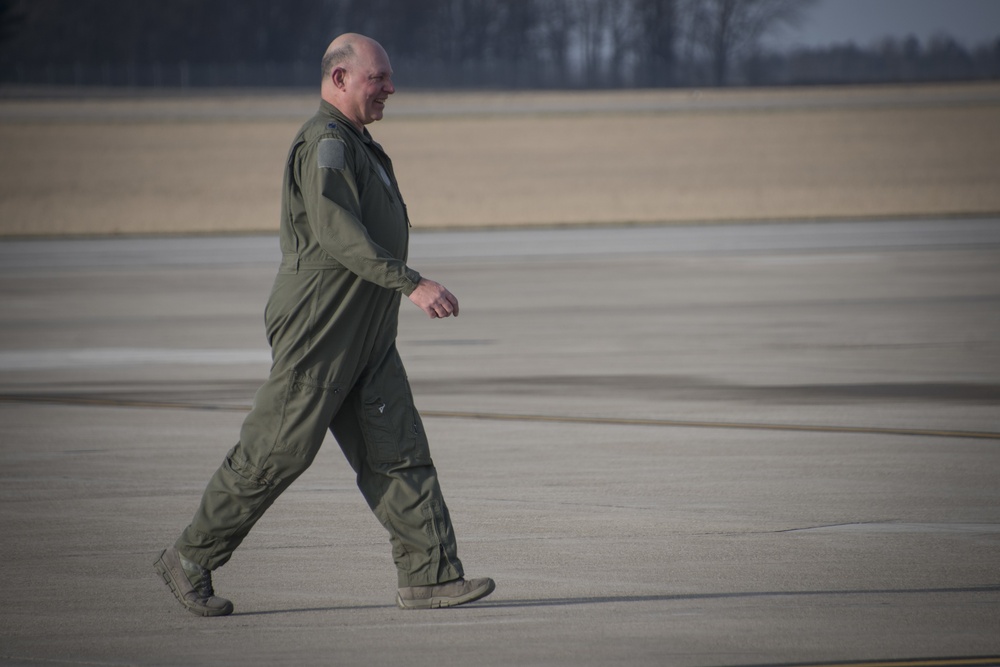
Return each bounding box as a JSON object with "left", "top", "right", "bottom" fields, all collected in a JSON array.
[
  {"left": 154, "top": 546, "right": 234, "bottom": 617},
  {"left": 396, "top": 577, "right": 496, "bottom": 610}
]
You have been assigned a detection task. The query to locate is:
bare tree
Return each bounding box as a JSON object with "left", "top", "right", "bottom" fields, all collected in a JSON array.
[
  {"left": 12, "top": 0, "right": 990, "bottom": 89},
  {"left": 0, "top": 0, "right": 24, "bottom": 49},
  {"left": 338, "top": 0, "right": 440, "bottom": 60},
  {"left": 692, "top": 0, "right": 817, "bottom": 86},
  {"left": 577, "top": 0, "right": 608, "bottom": 87},
  {"left": 537, "top": 0, "right": 577, "bottom": 85},
  {"left": 632, "top": 0, "right": 680, "bottom": 87},
  {"left": 605, "top": 0, "right": 636, "bottom": 87},
  {"left": 492, "top": 0, "right": 543, "bottom": 86}
]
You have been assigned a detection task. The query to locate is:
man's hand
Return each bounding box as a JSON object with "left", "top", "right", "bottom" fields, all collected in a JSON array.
[{"left": 408, "top": 278, "right": 460, "bottom": 319}]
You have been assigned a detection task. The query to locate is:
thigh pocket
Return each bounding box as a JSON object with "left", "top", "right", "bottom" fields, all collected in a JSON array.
[
  {"left": 268, "top": 370, "right": 343, "bottom": 459},
  {"left": 357, "top": 370, "right": 430, "bottom": 466}
]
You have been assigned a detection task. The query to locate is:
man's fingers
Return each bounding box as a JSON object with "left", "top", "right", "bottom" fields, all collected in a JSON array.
[
  {"left": 409, "top": 278, "right": 459, "bottom": 319},
  {"left": 429, "top": 297, "right": 458, "bottom": 319},
  {"left": 444, "top": 292, "right": 459, "bottom": 317},
  {"left": 428, "top": 295, "right": 458, "bottom": 319}
]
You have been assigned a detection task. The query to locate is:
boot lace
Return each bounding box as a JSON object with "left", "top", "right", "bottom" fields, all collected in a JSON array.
[{"left": 193, "top": 568, "right": 216, "bottom": 599}]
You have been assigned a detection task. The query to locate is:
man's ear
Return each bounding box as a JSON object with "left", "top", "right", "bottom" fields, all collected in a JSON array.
[{"left": 331, "top": 67, "right": 348, "bottom": 90}]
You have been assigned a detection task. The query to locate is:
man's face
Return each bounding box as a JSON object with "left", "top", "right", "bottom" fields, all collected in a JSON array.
[{"left": 341, "top": 44, "right": 395, "bottom": 128}]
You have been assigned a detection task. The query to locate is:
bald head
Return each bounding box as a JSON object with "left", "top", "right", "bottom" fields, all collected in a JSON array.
[
  {"left": 320, "top": 33, "right": 396, "bottom": 129},
  {"left": 321, "top": 34, "right": 355, "bottom": 81},
  {"left": 321, "top": 34, "right": 384, "bottom": 82}
]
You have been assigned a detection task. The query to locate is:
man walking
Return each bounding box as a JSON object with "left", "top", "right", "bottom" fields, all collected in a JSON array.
[{"left": 154, "top": 33, "right": 495, "bottom": 616}]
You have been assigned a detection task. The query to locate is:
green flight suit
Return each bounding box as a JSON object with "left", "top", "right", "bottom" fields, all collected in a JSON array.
[{"left": 175, "top": 101, "right": 465, "bottom": 588}]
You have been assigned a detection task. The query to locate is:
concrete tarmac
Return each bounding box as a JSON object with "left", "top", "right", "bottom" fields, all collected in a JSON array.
[{"left": 1, "top": 219, "right": 998, "bottom": 666}]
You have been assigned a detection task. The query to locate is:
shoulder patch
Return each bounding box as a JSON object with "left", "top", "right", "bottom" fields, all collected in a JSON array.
[{"left": 317, "top": 137, "right": 346, "bottom": 170}]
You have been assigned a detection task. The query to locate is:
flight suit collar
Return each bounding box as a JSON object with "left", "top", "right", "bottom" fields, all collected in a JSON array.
[{"left": 320, "top": 100, "right": 376, "bottom": 145}]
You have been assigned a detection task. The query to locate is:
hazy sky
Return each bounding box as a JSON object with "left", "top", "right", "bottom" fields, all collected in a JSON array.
[{"left": 763, "top": 0, "right": 1000, "bottom": 49}]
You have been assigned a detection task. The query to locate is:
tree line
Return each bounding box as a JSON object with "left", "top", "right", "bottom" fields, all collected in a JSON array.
[{"left": 1, "top": 0, "right": 997, "bottom": 89}]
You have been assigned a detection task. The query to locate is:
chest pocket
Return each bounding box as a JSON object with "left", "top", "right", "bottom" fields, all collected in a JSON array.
[
  {"left": 370, "top": 158, "right": 391, "bottom": 189},
  {"left": 356, "top": 142, "right": 397, "bottom": 199}
]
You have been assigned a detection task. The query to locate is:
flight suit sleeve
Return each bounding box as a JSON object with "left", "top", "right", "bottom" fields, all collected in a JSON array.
[{"left": 297, "top": 134, "right": 421, "bottom": 295}]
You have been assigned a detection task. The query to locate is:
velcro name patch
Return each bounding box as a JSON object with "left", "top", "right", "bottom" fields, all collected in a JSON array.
[{"left": 318, "top": 138, "right": 346, "bottom": 170}]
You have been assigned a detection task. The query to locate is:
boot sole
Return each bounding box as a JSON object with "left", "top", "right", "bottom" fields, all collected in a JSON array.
[
  {"left": 153, "top": 549, "right": 234, "bottom": 617},
  {"left": 396, "top": 578, "right": 496, "bottom": 610}
]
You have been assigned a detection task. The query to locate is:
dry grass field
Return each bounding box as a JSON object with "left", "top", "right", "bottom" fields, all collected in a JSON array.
[{"left": 1, "top": 83, "right": 998, "bottom": 236}]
